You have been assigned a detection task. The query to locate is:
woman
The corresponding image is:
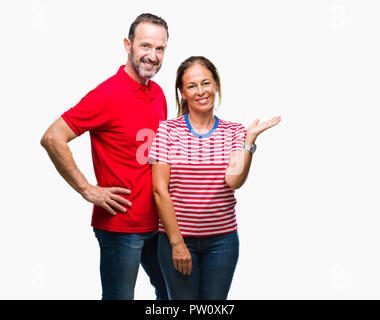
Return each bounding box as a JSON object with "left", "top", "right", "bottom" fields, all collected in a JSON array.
[{"left": 148, "top": 56, "right": 281, "bottom": 299}]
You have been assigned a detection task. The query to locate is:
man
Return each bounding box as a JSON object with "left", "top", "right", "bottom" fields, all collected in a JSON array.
[{"left": 40, "top": 13, "right": 169, "bottom": 300}]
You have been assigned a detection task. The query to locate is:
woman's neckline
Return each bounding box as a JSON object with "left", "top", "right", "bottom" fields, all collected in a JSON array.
[{"left": 184, "top": 113, "right": 219, "bottom": 138}]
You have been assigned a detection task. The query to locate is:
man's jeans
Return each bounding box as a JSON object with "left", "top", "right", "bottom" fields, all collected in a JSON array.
[
  {"left": 157, "top": 231, "right": 239, "bottom": 300},
  {"left": 93, "top": 228, "right": 168, "bottom": 300}
]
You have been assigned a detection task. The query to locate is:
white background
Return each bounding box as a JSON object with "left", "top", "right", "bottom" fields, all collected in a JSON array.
[{"left": 0, "top": 0, "right": 379, "bottom": 299}]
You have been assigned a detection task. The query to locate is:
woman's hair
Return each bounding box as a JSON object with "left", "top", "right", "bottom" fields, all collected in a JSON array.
[{"left": 175, "top": 56, "right": 222, "bottom": 117}]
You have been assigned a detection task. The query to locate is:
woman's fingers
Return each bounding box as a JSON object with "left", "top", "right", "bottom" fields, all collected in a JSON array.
[
  {"left": 262, "top": 117, "right": 281, "bottom": 129},
  {"left": 186, "top": 259, "right": 192, "bottom": 275},
  {"left": 268, "top": 116, "right": 281, "bottom": 127},
  {"left": 248, "top": 116, "right": 281, "bottom": 136},
  {"left": 174, "top": 258, "right": 192, "bottom": 275},
  {"left": 181, "top": 260, "right": 188, "bottom": 275},
  {"left": 172, "top": 243, "right": 192, "bottom": 275},
  {"left": 177, "top": 260, "right": 184, "bottom": 274}
]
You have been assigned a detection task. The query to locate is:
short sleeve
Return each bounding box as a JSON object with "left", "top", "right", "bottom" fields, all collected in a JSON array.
[
  {"left": 162, "top": 91, "right": 168, "bottom": 120},
  {"left": 232, "top": 123, "right": 247, "bottom": 152},
  {"left": 61, "top": 89, "right": 109, "bottom": 136},
  {"left": 148, "top": 121, "right": 171, "bottom": 164}
]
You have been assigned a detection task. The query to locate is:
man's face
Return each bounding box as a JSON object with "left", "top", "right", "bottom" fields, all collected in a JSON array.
[{"left": 126, "top": 22, "right": 167, "bottom": 80}]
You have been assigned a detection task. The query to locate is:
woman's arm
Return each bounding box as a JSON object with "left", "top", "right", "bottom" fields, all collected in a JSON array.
[
  {"left": 225, "top": 135, "right": 256, "bottom": 190},
  {"left": 151, "top": 162, "right": 192, "bottom": 275},
  {"left": 225, "top": 116, "right": 281, "bottom": 190}
]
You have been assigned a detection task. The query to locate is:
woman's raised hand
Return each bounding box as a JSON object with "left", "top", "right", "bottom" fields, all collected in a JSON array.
[{"left": 246, "top": 116, "right": 281, "bottom": 141}]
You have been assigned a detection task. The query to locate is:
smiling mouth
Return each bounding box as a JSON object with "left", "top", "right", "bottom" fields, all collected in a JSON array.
[
  {"left": 196, "top": 97, "right": 209, "bottom": 104},
  {"left": 143, "top": 62, "right": 156, "bottom": 69},
  {"left": 141, "top": 59, "right": 158, "bottom": 67}
]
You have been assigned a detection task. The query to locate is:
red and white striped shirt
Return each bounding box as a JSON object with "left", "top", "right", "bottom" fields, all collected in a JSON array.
[{"left": 148, "top": 113, "right": 247, "bottom": 236}]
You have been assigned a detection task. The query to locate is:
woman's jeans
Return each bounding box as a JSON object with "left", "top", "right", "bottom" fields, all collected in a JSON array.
[
  {"left": 157, "top": 231, "right": 239, "bottom": 300},
  {"left": 93, "top": 228, "right": 168, "bottom": 300}
]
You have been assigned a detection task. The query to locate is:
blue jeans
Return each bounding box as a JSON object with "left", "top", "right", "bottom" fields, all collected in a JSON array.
[
  {"left": 93, "top": 228, "right": 168, "bottom": 300},
  {"left": 157, "top": 231, "right": 239, "bottom": 300}
]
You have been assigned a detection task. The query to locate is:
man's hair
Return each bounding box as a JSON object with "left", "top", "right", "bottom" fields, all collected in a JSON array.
[{"left": 128, "top": 13, "right": 169, "bottom": 43}]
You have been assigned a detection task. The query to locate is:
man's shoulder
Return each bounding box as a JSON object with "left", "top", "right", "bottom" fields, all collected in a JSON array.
[{"left": 93, "top": 73, "right": 120, "bottom": 94}]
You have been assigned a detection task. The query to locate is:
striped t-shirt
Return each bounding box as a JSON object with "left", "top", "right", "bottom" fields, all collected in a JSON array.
[{"left": 148, "top": 113, "right": 247, "bottom": 237}]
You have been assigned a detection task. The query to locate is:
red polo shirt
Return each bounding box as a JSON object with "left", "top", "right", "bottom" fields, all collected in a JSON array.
[{"left": 61, "top": 65, "right": 167, "bottom": 232}]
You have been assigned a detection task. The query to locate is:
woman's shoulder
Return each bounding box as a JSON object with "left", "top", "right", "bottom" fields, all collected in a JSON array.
[
  {"left": 165, "top": 115, "right": 185, "bottom": 124},
  {"left": 158, "top": 116, "right": 186, "bottom": 131},
  {"left": 217, "top": 117, "right": 246, "bottom": 130}
]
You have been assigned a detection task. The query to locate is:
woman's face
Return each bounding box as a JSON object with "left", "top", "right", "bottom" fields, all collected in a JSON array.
[{"left": 181, "top": 63, "right": 218, "bottom": 114}]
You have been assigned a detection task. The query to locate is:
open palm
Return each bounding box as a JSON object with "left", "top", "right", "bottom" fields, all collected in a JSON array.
[{"left": 247, "top": 116, "right": 281, "bottom": 138}]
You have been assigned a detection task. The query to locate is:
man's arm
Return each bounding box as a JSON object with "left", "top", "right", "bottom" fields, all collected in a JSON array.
[{"left": 40, "top": 117, "right": 131, "bottom": 215}]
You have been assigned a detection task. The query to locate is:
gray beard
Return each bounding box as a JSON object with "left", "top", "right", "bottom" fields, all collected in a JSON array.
[{"left": 131, "top": 51, "right": 160, "bottom": 80}]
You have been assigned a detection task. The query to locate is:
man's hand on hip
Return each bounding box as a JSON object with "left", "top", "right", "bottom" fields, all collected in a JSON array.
[{"left": 82, "top": 185, "right": 132, "bottom": 216}]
